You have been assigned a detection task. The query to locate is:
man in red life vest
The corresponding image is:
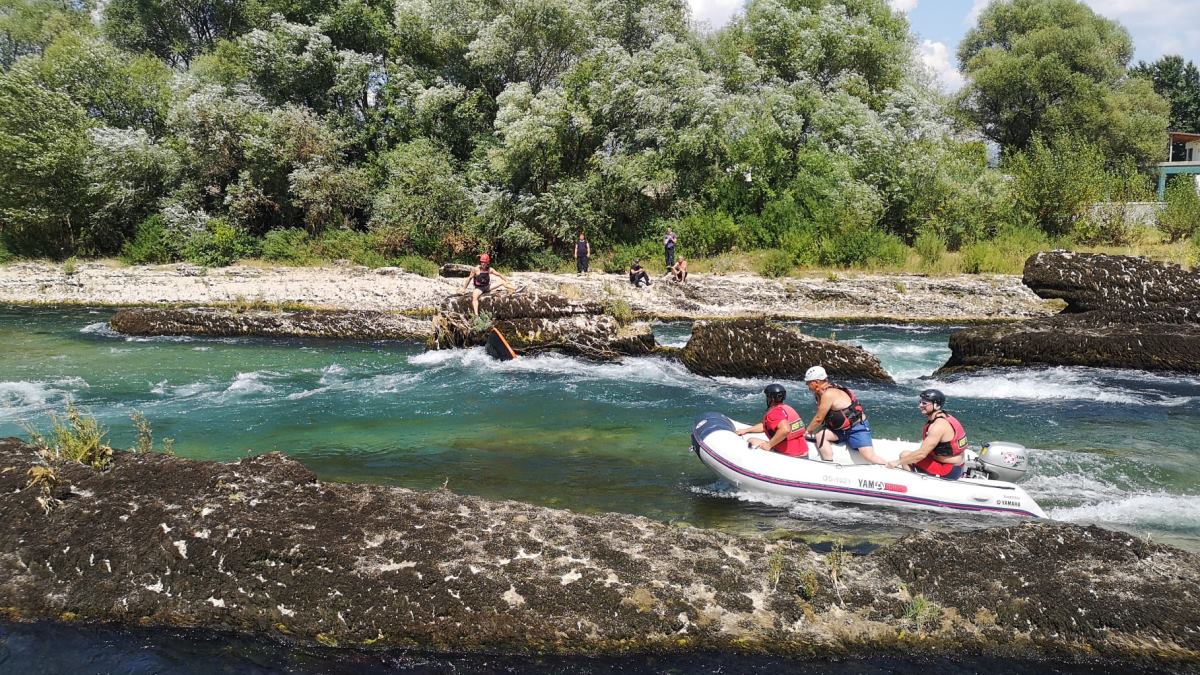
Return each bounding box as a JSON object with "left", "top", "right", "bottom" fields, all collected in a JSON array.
[
  {"left": 462, "top": 253, "right": 513, "bottom": 316},
  {"left": 888, "top": 388, "right": 967, "bottom": 480},
  {"left": 734, "top": 384, "right": 809, "bottom": 457}
]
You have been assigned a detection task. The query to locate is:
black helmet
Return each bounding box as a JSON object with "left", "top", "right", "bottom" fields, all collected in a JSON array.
[
  {"left": 919, "top": 388, "right": 945, "bottom": 407},
  {"left": 764, "top": 383, "right": 786, "bottom": 402}
]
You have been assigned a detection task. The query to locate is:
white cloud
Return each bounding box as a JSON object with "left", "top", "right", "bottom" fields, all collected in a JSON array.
[
  {"left": 687, "top": 0, "right": 745, "bottom": 29},
  {"left": 965, "top": 0, "right": 991, "bottom": 26},
  {"left": 1080, "top": 1, "right": 1200, "bottom": 64},
  {"left": 919, "top": 39, "right": 965, "bottom": 92},
  {"left": 889, "top": 0, "right": 918, "bottom": 13}
]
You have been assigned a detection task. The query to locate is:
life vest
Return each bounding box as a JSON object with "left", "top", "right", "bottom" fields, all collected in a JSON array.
[
  {"left": 819, "top": 383, "right": 867, "bottom": 432},
  {"left": 922, "top": 412, "right": 967, "bottom": 458},
  {"left": 762, "top": 403, "right": 808, "bottom": 457},
  {"left": 473, "top": 266, "right": 491, "bottom": 289}
]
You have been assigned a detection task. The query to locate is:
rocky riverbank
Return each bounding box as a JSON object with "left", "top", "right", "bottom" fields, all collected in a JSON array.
[
  {"left": 0, "top": 261, "right": 1055, "bottom": 321},
  {"left": 1, "top": 439, "right": 1197, "bottom": 666}
]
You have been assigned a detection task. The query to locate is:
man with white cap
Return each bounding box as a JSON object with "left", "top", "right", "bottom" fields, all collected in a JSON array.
[{"left": 802, "top": 365, "right": 886, "bottom": 465}]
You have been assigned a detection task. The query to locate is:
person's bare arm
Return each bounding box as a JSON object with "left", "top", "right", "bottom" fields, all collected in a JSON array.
[
  {"left": 806, "top": 393, "right": 834, "bottom": 434},
  {"left": 736, "top": 422, "right": 764, "bottom": 436},
  {"left": 889, "top": 419, "right": 945, "bottom": 468},
  {"left": 462, "top": 268, "right": 476, "bottom": 290},
  {"left": 752, "top": 422, "right": 789, "bottom": 451},
  {"left": 491, "top": 270, "right": 514, "bottom": 289}
]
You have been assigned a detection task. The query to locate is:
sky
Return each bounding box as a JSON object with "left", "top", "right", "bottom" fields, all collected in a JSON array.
[{"left": 686, "top": 0, "right": 1200, "bottom": 92}]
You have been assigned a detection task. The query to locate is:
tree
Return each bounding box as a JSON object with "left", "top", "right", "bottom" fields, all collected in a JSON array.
[
  {"left": 958, "top": 0, "right": 1169, "bottom": 164},
  {"left": 0, "top": 0, "right": 89, "bottom": 70},
  {"left": 1131, "top": 55, "right": 1200, "bottom": 133}
]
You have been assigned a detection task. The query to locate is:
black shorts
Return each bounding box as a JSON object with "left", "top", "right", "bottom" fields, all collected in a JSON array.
[{"left": 474, "top": 284, "right": 491, "bottom": 294}]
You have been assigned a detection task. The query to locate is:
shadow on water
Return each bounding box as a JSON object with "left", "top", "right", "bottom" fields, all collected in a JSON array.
[{"left": 0, "top": 622, "right": 1188, "bottom": 675}]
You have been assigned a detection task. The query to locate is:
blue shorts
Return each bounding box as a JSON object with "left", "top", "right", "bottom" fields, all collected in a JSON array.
[{"left": 831, "top": 420, "right": 873, "bottom": 451}]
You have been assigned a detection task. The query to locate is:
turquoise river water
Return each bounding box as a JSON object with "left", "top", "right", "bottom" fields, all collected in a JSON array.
[{"left": 1, "top": 305, "right": 1198, "bottom": 673}]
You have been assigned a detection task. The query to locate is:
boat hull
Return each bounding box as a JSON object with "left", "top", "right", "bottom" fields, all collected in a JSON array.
[{"left": 691, "top": 412, "right": 1046, "bottom": 518}]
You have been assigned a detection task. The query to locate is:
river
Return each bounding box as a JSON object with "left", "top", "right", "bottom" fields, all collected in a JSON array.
[{"left": 1, "top": 305, "right": 1198, "bottom": 672}]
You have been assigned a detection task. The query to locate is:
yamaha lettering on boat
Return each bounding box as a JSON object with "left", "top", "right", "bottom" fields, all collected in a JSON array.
[{"left": 691, "top": 412, "right": 1046, "bottom": 518}]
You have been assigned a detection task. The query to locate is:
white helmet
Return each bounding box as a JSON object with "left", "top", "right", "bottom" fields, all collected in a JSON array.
[{"left": 804, "top": 365, "right": 828, "bottom": 382}]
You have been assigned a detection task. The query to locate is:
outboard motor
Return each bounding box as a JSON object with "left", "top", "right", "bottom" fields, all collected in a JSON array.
[{"left": 972, "top": 441, "right": 1032, "bottom": 482}]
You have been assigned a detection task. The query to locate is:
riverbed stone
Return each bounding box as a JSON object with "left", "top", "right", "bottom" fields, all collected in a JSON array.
[
  {"left": 0, "top": 439, "right": 1196, "bottom": 665},
  {"left": 1023, "top": 250, "right": 1200, "bottom": 313},
  {"left": 681, "top": 319, "right": 893, "bottom": 382},
  {"left": 110, "top": 307, "right": 433, "bottom": 341},
  {"left": 937, "top": 305, "right": 1200, "bottom": 374}
]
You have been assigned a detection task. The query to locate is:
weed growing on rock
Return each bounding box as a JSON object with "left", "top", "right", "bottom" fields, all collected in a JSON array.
[
  {"left": 25, "top": 465, "right": 58, "bottom": 513},
  {"left": 825, "top": 541, "right": 847, "bottom": 607},
  {"left": 825, "top": 271, "right": 840, "bottom": 282},
  {"left": 604, "top": 298, "right": 633, "bottom": 325},
  {"left": 893, "top": 281, "right": 907, "bottom": 294},
  {"left": 26, "top": 402, "right": 113, "bottom": 469},
  {"left": 767, "top": 548, "right": 785, "bottom": 592},
  {"left": 131, "top": 411, "right": 153, "bottom": 453},
  {"left": 904, "top": 593, "right": 940, "bottom": 633},
  {"left": 799, "top": 569, "right": 819, "bottom": 600},
  {"left": 62, "top": 256, "right": 77, "bottom": 276},
  {"left": 470, "top": 310, "right": 493, "bottom": 332}
]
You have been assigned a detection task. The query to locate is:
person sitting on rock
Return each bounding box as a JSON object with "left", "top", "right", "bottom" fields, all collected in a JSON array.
[
  {"left": 463, "top": 253, "right": 513, "bottom": 316},
  {"left": 669, "top": 257, "right": 688, "bottom": 283},
  {"left": 735, "top": 384, "right": 808, "bottom": 457},
  {"left": 628, "top": 259, "right": 651, "bottom": 288},
  {"left": 888, "top": 388, "right": 967, "bottom": 480},
  {"left": 803, "top": 365, "right": 885, "bottom": 465}
]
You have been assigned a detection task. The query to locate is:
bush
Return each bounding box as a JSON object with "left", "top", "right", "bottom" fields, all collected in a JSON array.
[
  {"left": 392, "top": 255, "right": 438, "bottom": 277},
  {"left": 778, "top": 226, "right": 820, "bottom": 267},
  {"left": 1160, "top": 177, "right": 1200, "bottom": 243},
  {"left": 818, "top": 228, "right": 906, "bottom": 268},
  {"left": 913, "top": 228, "right": 947, "bottom": 267},
  {"left": 602, "top": 239, "right": 660, "bottom": 274},
  {"left": 120, "top": 215, "right": 172, "bottom": 265},
  {"left": 261, "top": 228, "right": 312, "bottom": 264},
  {"left": 960, "top": 225, "right": 1049, "bottom": 274},
  {"left": 308, "top": 229, "right": 387, "bottom": 267},
  {"left": 183, "top": 218, "right": 260, "bottom": 267},
  {"left": 758, "top": 249, "right": 793, "bottom": 277},
  {"left": 0, "top": 240, "right": 12, "bottom": 264},
  {"left": 670, "top": 212, "right": 740, "bottom": 257},
  {"left": 26, "top": 402, "right": 113, "bottom": 470},
  {"left": 517, "top": 248, "right": 566, "bottom": 272}
]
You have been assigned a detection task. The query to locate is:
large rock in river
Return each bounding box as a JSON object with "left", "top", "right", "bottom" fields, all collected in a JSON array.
[
  {"left": 111, "top": 307, "right": 432, "bottom": 340},
  {"left": 0, "top": 439, "right": 1197, "bottom": 664},
  {"left": 681, "top": 319, "right": 893, "bottom": 382},
  {"left": 1023, "top": 250, "right": 1200, "bottom": 313},
  {"left": 937, "top": 305, "right": 1200, "bottom": 374},
  {"left": 433, "top": 291, "right": 654, "bottom": 359}
]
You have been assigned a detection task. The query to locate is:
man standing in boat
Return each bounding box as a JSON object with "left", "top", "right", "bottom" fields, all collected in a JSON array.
[
  {"left": 463, "top": 253, "right": 514, "bottom": 316},
  {"left": 888, "top": 389, "right": 967, "bottom": 480},
  {"left": 803, "top": 366, "right": 886, "bottom": 465},
  {"left": 734, "top": 384, "right": 809, "bottom": 457}
]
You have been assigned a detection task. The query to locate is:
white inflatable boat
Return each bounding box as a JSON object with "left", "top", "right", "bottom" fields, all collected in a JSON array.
[{"left": 691, "top": 412, "right": 1047, "bottom": 518}]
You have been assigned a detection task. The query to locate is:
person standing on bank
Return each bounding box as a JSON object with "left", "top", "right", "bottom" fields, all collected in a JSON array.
[
  {"left": 574, "top": 232, "right": 591, "bottom": 274},
  {"left": 734, "top": 384, "right": 809, "bottom": 457},
  {"left": 463, "top": 253, "right": 513, "bottom": 316},
  {"left": 888, "top": 389, "right": 968, "bottom": 480},
  {"left": 803, "top": 366, "right": 886, "bottom": 465},
  {"left": 663, "top": 227, "right": 677, "bottom": 269}
]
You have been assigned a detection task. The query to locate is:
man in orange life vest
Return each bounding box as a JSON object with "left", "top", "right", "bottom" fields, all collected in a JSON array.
[
  {"left": 734, "top": 384, "right": 809, "bottom": 457},
  {"left": 803, "top": 365, "right": 886, "bottom": 465},
  {"left": 888, "top": 388, "right": 967, "bottom": 480}
]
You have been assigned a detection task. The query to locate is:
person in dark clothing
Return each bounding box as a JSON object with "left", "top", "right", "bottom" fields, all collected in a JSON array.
[
  {"left": 574, "top": 232, "right": 591, "bottom": 274},
  {"left": 663, "top": 227, "right": 677, "bottom": 268},
  {"left": 628, "top": 259, "right": 651, "bottom": 287},
  {"left": 463, "top": 253, "right": 513, "bottom": 316}
]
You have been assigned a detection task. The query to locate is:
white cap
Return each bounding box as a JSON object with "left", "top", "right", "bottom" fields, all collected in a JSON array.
[{"left": 804, "top": 365, "right": 828, "bottom": 382}]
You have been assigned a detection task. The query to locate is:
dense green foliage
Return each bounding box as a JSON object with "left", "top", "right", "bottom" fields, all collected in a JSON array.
[
  {"left": 0, "top": 0, "right": 1192, "bottom": 269},
  {"left": 1132, "top": 56, "right": 1200, "bottom": 134},
  {"left": 957, "top": 0, "right": 1168, "bottom": 165},
  {"left": 1161, "top": 178, "right": 1200, "bottom": 243}
]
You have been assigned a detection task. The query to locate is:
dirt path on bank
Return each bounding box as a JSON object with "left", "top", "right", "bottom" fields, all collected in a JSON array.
[{"left": 0, "top": 261, "right": 1058, "bottom": 321}]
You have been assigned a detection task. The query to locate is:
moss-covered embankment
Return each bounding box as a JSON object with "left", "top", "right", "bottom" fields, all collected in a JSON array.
[{"left": 1, "top": 439, "right": 1196, "bottom": 666}]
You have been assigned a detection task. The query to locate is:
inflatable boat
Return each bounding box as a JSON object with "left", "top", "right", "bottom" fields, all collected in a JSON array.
[{"left": 691, "top": 412, "right": 1046, "bottom": 518}]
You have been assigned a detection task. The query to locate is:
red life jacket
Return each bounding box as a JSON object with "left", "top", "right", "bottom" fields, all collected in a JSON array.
[
  {"left": 916, "top": 412, "right": 967, "bottom": 476},
  {"left": 762, "top": 404, "right": 808, "bottom": 457},
  {"left": 818, "top": 383, "right": 867, "bottom": 432}
]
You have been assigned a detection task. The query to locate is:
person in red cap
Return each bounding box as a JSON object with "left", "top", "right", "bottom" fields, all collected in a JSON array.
[{"left": 463, "top": 253, "right": 513, "bottom": 316}]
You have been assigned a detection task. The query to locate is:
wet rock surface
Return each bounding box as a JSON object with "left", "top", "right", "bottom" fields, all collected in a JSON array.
[
  {"left": 1024, "top": 251, "right": 1200, "bottom": 313},
  {"left": 111, "top": 307, "right": 433, "bottom": 341},
  {"left": 943, "top": 253, "right": 1200, "bottom": 373},
  {"left": 681, "top": 320, "right": 894, "bottom": 382},
  {"left": 432, "top": 292, "right": 653, "bottom": 359},
  {"left": 0, "top": 439, "right": 1197, "bottom": 665},
  {"left": 938, "top": 306, "right": 1200, "bottom": 373}
]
